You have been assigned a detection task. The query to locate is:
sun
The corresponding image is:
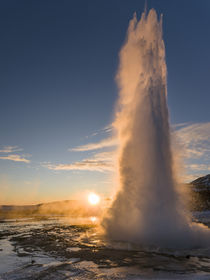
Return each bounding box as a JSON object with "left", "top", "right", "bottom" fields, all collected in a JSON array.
[{"left": 88, "top": 193, "right": 100, "bottom": 205}]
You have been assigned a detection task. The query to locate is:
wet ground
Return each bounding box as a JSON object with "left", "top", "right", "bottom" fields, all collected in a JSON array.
[{"left": 1, "top": 215, "right": 210, "bottom": 279}]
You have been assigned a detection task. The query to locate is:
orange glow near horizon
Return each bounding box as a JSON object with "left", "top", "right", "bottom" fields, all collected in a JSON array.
[{"left": 88, "top": 193, "right": 100, "bottom": 205}]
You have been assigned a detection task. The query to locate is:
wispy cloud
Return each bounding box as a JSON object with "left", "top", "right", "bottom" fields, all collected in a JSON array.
[
  {"left": 72, "top": 122, "right": 210, "bottom": 155},
  {"left": 180, "top": 164, "right": 210, "bottom": 183},
  {"left": 45, "top": 122, "right": 210, "bottom": 178},
  {"left": 69, "top": 137, "right": 118, "bottom": 152},
  {"left": 180, "top": 174, "right": 200, "bottom": 183},
  {"left": 175, "top": 122, "right": 210, "bottom": 159},
  {"left": 102, "top": 124, "right": 113, "bottom": 134},
  {"left": 174, "top": 122, "right": 210, "bottom": 182},
  {"left": 188, "top": 164, "right": 210, "bottom": 172},
  {"left": 0, "top": 154, "right": 30, "bottom": 163},
  {"left": 0, "top": 145, "right": 30, "bottom": 163},
  {"left": 85, "top": 124, "right": 113, "bottom": 139},
  {"left": 171, "top": 122, "right": 191, "bottom": 129},
  {"left": 0, "top": 146, "right": 23, "bottom": 153},
  {"left": 43, "top": 151, "right": 116, "bottom": 172},
  {"left": 44, "top": 160, "right": 112, "bottom": 172}
]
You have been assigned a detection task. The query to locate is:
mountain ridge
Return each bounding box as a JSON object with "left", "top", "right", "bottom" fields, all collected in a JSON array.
[{"left": 191, "top": 174, "right": 210, "bottom": 189}]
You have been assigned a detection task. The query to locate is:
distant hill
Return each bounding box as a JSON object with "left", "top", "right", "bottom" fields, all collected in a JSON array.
[
  {"left": 191, "top": 174, "right": 210, "bottom": 190},
  {"left": 0, "top": 199, "right": 102, "bottom": 219},
  {"left": 189, "top": 174, "right": 210, "bottom": 211}
]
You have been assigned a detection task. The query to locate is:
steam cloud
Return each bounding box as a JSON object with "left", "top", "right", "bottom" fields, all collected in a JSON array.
[{"left": 102, "top": 9, "right": 210, "bottom": 248}]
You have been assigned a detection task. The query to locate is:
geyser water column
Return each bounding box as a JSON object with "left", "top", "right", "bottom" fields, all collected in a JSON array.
[{"left": 102, "top": 9, "right": 210, "bottom": 248}]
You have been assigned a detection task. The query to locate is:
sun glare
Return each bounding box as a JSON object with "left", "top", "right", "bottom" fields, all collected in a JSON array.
[
  {"left": 88, "top": 193, "right": 100, "bottom": 205},
  {"left": 90, "top": 216, "right": 98, "bottom": 223}
]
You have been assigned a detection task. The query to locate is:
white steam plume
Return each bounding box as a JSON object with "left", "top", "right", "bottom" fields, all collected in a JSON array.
[{"left": 102, "top": 9, "right": 210, "bottom": 248}]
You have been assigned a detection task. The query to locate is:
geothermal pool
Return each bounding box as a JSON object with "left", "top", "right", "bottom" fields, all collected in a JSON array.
[{"left": 1, "top": 214, "right": 210, "bottom": 280}]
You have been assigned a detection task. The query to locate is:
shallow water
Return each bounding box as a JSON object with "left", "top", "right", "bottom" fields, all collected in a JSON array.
[{"left": 0, "top": 214, "right": 210, "bottom": 279}]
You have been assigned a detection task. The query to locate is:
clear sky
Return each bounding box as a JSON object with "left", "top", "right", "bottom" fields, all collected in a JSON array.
[{"left": 0, "top": 0, "right": 210, "bottom": 204}]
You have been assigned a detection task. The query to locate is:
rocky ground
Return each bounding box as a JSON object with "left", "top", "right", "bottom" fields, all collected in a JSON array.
[{"left": 1, "top": 218, "right": 210, "bottom": 279}]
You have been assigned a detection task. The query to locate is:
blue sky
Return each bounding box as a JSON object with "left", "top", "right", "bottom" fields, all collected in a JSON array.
[{"left": 0, "top": 0, "right": 210, "bottom": 204}]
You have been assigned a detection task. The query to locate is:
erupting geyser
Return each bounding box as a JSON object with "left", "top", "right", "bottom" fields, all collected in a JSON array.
[{"left": 102, "top": 9, "right": 210, "bottom": 248}]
